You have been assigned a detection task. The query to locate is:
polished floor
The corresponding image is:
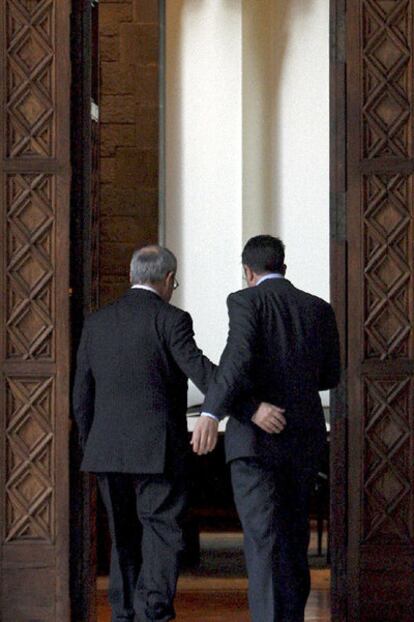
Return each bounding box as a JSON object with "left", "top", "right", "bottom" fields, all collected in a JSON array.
[
  {"left": 98, "top": 570, "right": 330, "bottom": 621},
  {"left": 97, "top": 531, "right": 331, "bottom": 621}
]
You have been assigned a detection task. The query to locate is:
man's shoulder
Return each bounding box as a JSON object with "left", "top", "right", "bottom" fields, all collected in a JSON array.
[
  {"left": 227, "top": 284, "right": 280, "bottom": 314},
  {"left": 155, "top": 303, "right": 194, "bottom": 341},
  {"left": 161, "top": 302, "right": 191, "bottom": 324},
  {"left": 141, "top": 300, "right": 190, "bottom": 331},
  {"left": 227, "top": 286, "right": 255, "bottom": 304},
  {"left": 228, "top": 281, "right": 331, "bottom": 306},
  {"left": 291, "top": 285, "right": 333, "bottom": 315},
  {"left": 84, "top": 296, "right": 124, "bottom": 328}
]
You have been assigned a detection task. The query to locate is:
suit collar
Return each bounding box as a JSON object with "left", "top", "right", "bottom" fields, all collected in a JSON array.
[
  {"left": 124, "top": 287, "right": 162, "bottom": 301},
  {"left": 257, "top": 277, "right": 292, "bottom": 288},
  {"left": 256, "top": 273, "right": 284, "bottom": 285},
  {"left": 131, "top": 284, "right": 160, "bottom": 296}
]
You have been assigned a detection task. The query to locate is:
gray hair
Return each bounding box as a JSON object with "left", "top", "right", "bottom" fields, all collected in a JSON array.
[{"left": 130, "top": 245, "right": 177, "bottom": 284}]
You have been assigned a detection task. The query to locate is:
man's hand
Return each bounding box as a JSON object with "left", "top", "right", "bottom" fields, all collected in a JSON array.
[
  {"left": 191, "top": 416, "right": 219, "bottom": 455},
  {"left": 251, "top": 402, "right": 286, "bottom": 434}
]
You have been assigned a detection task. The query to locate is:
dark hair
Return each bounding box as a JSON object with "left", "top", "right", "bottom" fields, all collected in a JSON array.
[{"left": 242, "top": 235, "right": 285, "bottom": 274}]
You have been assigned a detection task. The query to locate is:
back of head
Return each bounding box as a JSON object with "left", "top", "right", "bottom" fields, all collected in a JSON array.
[
  {"left": 130, "top": 245, "right": 177, "bottom": 285},
  {"left": 242, "top": 235, "right": 285, "bottom": 274}
]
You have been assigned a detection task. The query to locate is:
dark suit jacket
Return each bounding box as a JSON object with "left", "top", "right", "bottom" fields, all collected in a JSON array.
[
  {"left": 203, "top": 278, "right": 341, "bottom": 463},
  {"left": 73, "top": 288, "right": 215, "bottom": 473}
]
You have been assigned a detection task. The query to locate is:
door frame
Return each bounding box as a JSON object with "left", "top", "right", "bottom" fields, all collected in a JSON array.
[
  {"left": 68, "top": 1, "right": 349, "bottom": 620},
  {"left": 329, "top": 1, "right": 348, "bottom": 621},
  {"left": 70, "top": 2, "right": 99, "bottom": 621}
]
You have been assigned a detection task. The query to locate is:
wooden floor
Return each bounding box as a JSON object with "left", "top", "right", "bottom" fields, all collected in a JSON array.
[
  {"left": 97, "top": 569, "right": 330, "bottom": 621},
  {"left": 97, "top": 530, "right": 331, "bottom": 621}
]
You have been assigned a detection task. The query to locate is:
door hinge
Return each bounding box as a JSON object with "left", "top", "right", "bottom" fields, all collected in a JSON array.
[
  {"left": 330, "top": 192, "right": 347, "bottom": 242},
  {"left": 91, "top": 99, "right": 99, "bottom": 123}
]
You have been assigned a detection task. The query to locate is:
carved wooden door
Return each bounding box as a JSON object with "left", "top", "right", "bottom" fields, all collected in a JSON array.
[
  {"left": 331, "top": 1, "right": 414, "bottom": 620},
  {"left": 0, "top": 1, "right": 71, "bottom": 620},
  {"left": 70, "top": 2, "right": 100, "bottom": 621}
]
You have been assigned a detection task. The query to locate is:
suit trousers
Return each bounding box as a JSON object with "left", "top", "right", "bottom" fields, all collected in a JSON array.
[
  {"left": 230, "top": 449, "right": 318, "bottom": 622},
  {"left": 97, "top": 460, "right": 187, "bottom": 622}
]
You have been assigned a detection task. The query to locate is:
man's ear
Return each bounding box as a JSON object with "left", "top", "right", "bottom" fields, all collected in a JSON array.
[
  {"left": 281, "top": 264, "right": 287, "bottom": 276},
  {"left": 244, "top": 265, "right": 254, "bottom": 284}
]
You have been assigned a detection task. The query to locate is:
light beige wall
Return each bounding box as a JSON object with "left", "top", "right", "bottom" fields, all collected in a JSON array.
[
  {"left": 166, "top": 1, "right": 243, "bottom": 404},
  {"left": 166, "top": 1, "right": 330, "bottom": 405},
  {"left": 242, "top": 0, "right": 276, "bottom": 240},
  {"left": 242, "top": 0, "right": 330, "bottom": 302}
]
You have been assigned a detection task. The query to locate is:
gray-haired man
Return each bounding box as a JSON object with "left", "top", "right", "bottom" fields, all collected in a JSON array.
[
  {"left": 73, "top": 244, "right": 282, "bottom": 621},
  {"left": 72, "top": 245, "right": 216, "bottom": 622}
]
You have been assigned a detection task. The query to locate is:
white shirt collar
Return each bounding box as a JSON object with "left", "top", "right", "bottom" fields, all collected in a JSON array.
[
  {"left": 256, "top": 273, "right": 284, "bottom": 286},
  {"left": 131, "top": 284, "right": 160, "bottom": 296}
]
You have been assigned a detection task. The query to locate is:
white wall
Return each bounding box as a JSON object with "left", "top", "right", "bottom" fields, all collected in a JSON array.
[
  {"left": 273, "top": 0, "right": 330, "bottom": 302},
  {"left": 242, "top": 0, "right": 330, "bottom": 302},
  {"left": 166, "top": 0, "right": 330, "bottom": 405},
  {"left": 166, "top": 1, "right": 243, "bottom": 404}
]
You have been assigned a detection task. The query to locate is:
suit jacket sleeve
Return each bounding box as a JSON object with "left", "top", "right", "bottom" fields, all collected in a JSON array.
[
  {"left": 72, "top": 320, "right": 95, "bottom": 449},
  {"left": 168, "top": 311, "right": 216, "bottom": 393},
  {"left": 318, "top": 304, "right": 341, "bottom": 390},
  {"left": 202, "top": 292, "right": 259, "bottom": 420}
]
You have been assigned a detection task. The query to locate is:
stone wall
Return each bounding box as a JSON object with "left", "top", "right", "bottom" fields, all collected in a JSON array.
[{"left": 99, "top": 0, "right": 160, "bottom": 304}]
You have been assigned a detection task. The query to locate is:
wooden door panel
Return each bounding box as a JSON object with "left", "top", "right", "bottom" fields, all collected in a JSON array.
[
  {"left": 70, "top": 2, "right": 101, "bottom": 620},
  {"left": 0, "top": 1, "right": 71, "bottom": 620},
  {"left": 340, "top": 1, "right": 414, "bottom": 619}
]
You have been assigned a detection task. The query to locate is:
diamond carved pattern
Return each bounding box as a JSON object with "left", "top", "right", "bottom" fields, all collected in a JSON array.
[
  {"left": 6, "top": 174, "right": 55, "bottom": 360},
  {"left": 362, "top": 0, "right": 412, "bottom": 158},
  {"left": 5, "top": 376, "right": 55, "bottom": 542},
  {"left": 363, "top": 377, "right": 413, "bottom": 543},
  {"left": 364, "top": 174, "right": 412, "bottom": 359},
  {"left": 6, "top": 0, "right": 55, "bottom": 157},
  {"left": 1, "top": 0, "right": 70, "bottom": 615}
]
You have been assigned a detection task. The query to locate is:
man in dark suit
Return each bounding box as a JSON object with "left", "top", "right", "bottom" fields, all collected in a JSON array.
[
  {"left": 72, "top": 245, "right": 216, "bottom": 622},
  {"left": 73, "top": 244, "right": 283, "bottom": 622},
  {"left": 192, "top": 235, "right": 341, "bottom": 622}
]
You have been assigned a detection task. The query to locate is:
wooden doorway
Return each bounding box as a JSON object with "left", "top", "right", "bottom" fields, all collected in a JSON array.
[
  {"left": 69, "top": 1, "right": 162, "bottom": 620},
  {"left": 0, "top": 1, "right": 72, "bottom": 620},
  {"left": 330, "top": 1, "right": 414, "bottom": 620},
  {"left": 70, "top": 2, "right": 100, "bottom": 620},
  {"left": 1, "top": 2, "right": 414, "bottom": 621}
]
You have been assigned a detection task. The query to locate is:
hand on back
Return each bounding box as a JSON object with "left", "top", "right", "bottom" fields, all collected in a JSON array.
[{"left": 251, "top": 402, "right": 286, "bottom": 434}]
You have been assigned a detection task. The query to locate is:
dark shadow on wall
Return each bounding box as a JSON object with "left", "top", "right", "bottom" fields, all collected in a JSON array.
[
  {"left": 165, "top": 0, "right": 184, "bottom": 306},
  {"left": 242, "top": 0, "right": 317, "bottom": 240},
  {"left": 165, "top": 0, "right": 318, "bottom": 252}
]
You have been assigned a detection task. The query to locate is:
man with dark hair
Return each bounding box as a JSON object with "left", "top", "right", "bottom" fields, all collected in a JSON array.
[
  {"left": 193, "top": 235, "right": 340, "bottom": 622},
  {"left": 241, "top": 234, "right": 286, "bottom": 274},
  {"left": 73, "top": 244, "right": 282, "bottom": 622}
]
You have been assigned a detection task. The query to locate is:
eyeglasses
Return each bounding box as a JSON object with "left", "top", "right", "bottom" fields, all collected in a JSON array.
[{"left": 173, "top": 277, "right": 179, "bottom": 290}]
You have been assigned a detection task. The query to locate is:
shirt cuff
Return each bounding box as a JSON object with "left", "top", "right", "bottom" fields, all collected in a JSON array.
[{"left": 201, "top": 412, "right": 219, "bottom": 422}]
